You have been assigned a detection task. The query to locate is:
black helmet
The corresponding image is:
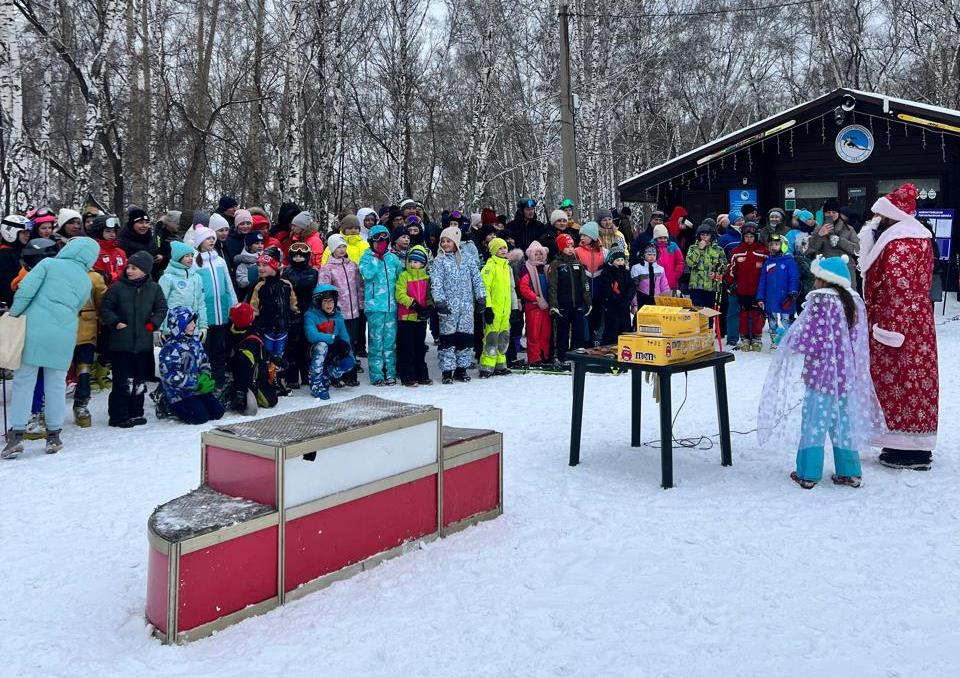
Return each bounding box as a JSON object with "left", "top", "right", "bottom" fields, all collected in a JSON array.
[
  {"left": 89, "top": 214, "right": 120, "bottom": 239},
  {"left": 21, "top": 238, "right": 58, "bottom": 269}
]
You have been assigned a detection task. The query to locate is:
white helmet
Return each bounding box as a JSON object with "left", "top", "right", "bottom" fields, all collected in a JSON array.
[{"left": 1, "top": 214, "right": 30, "bottom": 244}]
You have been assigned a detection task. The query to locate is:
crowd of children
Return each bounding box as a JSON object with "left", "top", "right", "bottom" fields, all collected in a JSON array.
[{"left": 0, "top": 196, "right": 880, "bottom": 483}]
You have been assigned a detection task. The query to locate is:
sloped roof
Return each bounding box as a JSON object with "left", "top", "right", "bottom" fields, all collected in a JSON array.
[{"left": 618, "top": 88, "right": 960, "bottom": 201}]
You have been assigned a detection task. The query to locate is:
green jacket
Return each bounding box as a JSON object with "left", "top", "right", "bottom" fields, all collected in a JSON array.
[{"left": 685, "top": 243, "right": 726, "bottom": 292}]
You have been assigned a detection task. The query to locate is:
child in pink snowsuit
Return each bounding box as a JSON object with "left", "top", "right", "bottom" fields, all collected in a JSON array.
[
  {"left": 630, "top": 242, "right": 671, "bottom": 308},
  {"left": 518, "top": 241, "right": 552, "bottom": 365}
]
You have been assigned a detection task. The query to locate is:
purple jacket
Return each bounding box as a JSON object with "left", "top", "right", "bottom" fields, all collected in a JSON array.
[{"left": 318, "top": 255, "right": 363, "bottom": 319}]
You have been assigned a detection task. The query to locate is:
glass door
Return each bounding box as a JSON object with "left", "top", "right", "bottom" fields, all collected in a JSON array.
[{"left": 838, "top": 182, "right": 869, "bottom": 223}]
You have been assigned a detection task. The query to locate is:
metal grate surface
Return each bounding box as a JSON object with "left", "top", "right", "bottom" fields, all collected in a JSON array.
[
  {"left": 213, "top": 395, "right": 436, "bottom": 446},
  {"left": 149, "top": 485, "right": 274, "bottom": 542},
  {"left": 442, "top": 426, "right": 496, "bottom": 447}
]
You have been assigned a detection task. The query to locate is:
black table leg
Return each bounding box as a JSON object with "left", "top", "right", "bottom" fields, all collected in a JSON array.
[
  {"left": 631, "top": 368, "right": 642, "bottom": 447},
  {"left": 569, "top": 362, "right": 586, "bottom": 466},
  {"left": 659, "top": 374, "right": 673, "bottom": 489},
  {"left": 714, "top": 364, "right": 733, "bottom": 467}
]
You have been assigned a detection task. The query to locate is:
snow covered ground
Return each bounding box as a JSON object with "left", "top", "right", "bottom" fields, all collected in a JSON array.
[{"left": 2, "top": 304, "right": 959, "bottom": 677}]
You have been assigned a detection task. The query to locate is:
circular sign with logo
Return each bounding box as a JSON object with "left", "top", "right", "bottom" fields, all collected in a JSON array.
[{"left": 835, "top": 124, "right": 874, "bottom": 164}]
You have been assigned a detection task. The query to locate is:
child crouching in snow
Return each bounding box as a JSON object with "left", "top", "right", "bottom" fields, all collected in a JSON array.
[
  {"left": 158, "top": 306, "right": 225, "bottom": 425},
  {"left": 304, "top": 284, "right": 356, "bottom": 400},
  {"left": 758, "top": 255, "right": 884, "bottom": 489}
]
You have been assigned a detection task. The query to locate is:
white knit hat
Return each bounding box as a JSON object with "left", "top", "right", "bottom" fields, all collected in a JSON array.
[
  {"left": 550, "top": 209, "right": 568, "bottom": 225},
  {"left": 209, "top": 213, "right": 230, "bottom": 232},
  {"left": 652, "top": 224, "right": 669, "bottom": 239},
  {"left": 326, "top": 233, "right": 347, "bottom": 252},
  {"left": 56, "top": 208, "right": 82, "bottom": 229}
]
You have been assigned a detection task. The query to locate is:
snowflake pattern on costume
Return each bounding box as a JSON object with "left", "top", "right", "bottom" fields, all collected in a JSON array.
[
  {"left": 758, "top": 288, "right": 885, "bottom": 454},
  {"left": 864, "top": 238, "right": 939, "bottom": 442}
]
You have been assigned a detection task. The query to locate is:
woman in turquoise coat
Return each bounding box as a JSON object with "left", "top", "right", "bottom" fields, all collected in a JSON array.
[{"left": 3, "top": 237, "right": 99, "bottom": 458}]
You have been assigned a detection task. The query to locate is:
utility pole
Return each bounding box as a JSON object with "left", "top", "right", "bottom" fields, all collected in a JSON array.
[{"left": 558, "top": 2, "right": 579, "bottom": 205}]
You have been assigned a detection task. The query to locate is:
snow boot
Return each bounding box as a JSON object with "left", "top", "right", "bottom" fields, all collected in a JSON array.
[
  {"left": 402, "top": 380, "right": 418, "bottom": 387},
  {"left": 493, "top": 366, "right": 511, "bottom": 376},
  {"left": 453, "top": 368, "right": 470, "bottom": 382},
  {"left": 879, "top": 448, "right": 932, "bottom": 471},
  {"left": 244, "top": 390, "right": 259, "bottom": 416},
  {"left": 92, "top": 362, "right": 112, "bottom": 391},
  {"left": 478, "top": 369, "right": 493, "bottom": 379},
  {"left": 790, "top": 471, "right": 816, "bottom": 489},
  {"left": 73, "top": 401, "right": 92, "bottom": 428},
  {"left": 442, "top": 370, "right": 455, "bottom": 384},
  {"left": 45, "top": 429, "right": 63, "bottom": 455},
  {"left": 831, "top": 474, "right": 862, "bottom": 488},
  {"left": 417, "top": 378, "right": 433, "bottom": 386},
  {"left": 24, "top": 413, "right": 46, "bottom": 440},
  {"left": 383, "top": 378, "right": 397, "bottom": 386},
  {"left": 728, "top": 341, "right": 741, "bottom": 351},
  {"left": 2, "top": 430, "right": 25, "bottom": 460}
]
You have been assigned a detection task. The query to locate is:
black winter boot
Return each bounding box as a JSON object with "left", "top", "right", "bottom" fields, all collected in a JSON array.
[{"left": 454, "top": 367, "right": 470, "bottom": 382}]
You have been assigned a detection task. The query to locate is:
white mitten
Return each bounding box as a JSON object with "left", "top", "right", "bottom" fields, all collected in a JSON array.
[{"left": 872, "top": 324, "right": 905, "bottom": 348}]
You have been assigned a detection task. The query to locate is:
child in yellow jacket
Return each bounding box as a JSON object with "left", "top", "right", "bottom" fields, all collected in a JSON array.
[{"left": 479, "top": 238, "right": 518, "bottom": 378}]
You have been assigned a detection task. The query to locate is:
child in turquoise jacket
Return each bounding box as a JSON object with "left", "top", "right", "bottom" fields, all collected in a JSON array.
[
  {"left": 303, "top": 284, "right": 356, "bottom": 399},
  {"left": 359, "top": 225, "right": 404, "bottom": 385},
  {"left": 158, "top": 240, "right": 208, "bottom": 336}
]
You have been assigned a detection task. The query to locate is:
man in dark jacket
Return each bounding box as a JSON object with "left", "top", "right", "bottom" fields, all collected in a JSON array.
[
  {"left": 507, "top": 199, "right": 546, "bottom": 251},
  {"left": 117, "top": 207, "right": 161, "bottom": 272},
  {"left": 216, "top": 195, "right": 238, "bottom": 228},
  {"left": 629, "top": 210, "right": 666, "bottom": 266}
]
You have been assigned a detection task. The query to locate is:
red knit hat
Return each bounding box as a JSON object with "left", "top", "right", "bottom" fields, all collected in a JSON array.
[
  {"left": 229, "top": 303, "right": 255, "bottom": 329},
  {"left": 257, "top": 252, "right": 280, "bottom": 272},
  {"left": 556, "top": 233, "right": 574, "bottom": 251},
  {"left": 481, "top": 207, "right": 498, "bottom": 226},
  {"left": 885, "top": 183, "right": 918, "bottom": 216}
]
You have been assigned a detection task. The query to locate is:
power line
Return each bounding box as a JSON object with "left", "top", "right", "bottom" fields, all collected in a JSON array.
[{"left": 567, "top": 0, "right": 819, "bottom": 20}]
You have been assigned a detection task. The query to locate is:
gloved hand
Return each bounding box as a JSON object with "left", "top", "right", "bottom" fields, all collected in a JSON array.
[
  {"left": 537, "top": 297, "right": 549, "bottom": 310},
  {"left": 270, "top": 353, "right": 290, "bottom": 371},
  {"left": 510, "top": 309, "right": 522, "bottom": 324},
  {"left": 198, "top": 329, "right": 207, "bottom": 342},
  {"left": 410, "top": 301, "right": 427, "bottom": 317},
  {"left": 483, "top": 307, "right": 495, "bottom": 325},
  {"left": 196, "top": 372, "right": 215, "bottom": 395},
  {"left": 330, "top": 337, "right": 351, "bottom": 359},
  {"left": 780, "top": 294, "right": 796, "bottom": 311},
  {"left": 435, "top": 301, "right": 451, "bottom": 315},
  {"left": 829, "top": 234, "right": 840, "bottom": 247},
  {"left": 550, "top": 307, "right": 561, "bottom": 317},
  {"left": 145, "top": 322, "right": 156, "bottom": 333}
]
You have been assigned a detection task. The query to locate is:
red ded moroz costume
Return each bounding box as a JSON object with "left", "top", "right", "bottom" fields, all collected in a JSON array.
[{"left": 858, "top": 183, "right": 938, "bottom": 452}]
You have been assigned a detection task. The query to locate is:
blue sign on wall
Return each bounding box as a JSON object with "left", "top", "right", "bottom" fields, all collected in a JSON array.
[
  {"left": 729, "top": 189, "right": 757, "bottom": 216},
  {"left": 917, "top": 208, "right": 954, "bottom": 260}
]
